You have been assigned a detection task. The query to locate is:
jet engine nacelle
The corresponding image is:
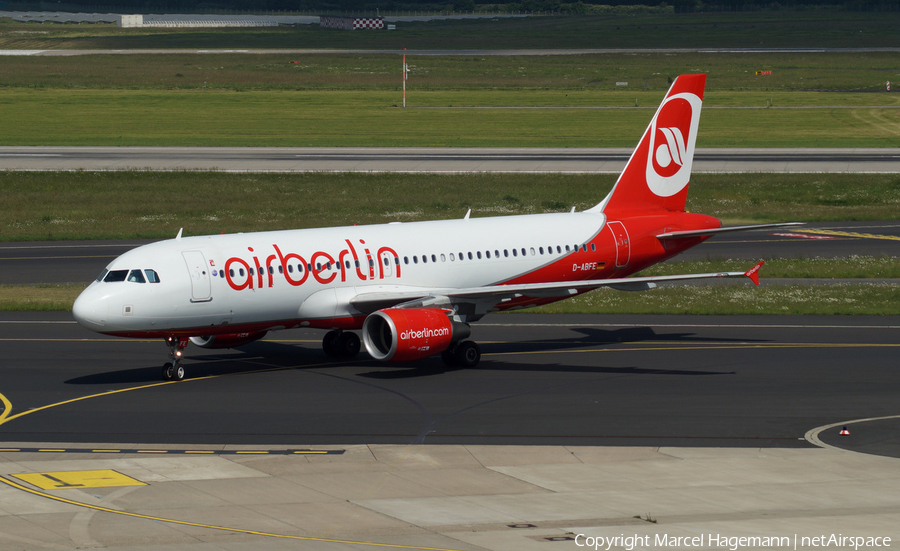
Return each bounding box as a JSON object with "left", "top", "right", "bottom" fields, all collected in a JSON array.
[
  {"left": 362, "top": 308, "right": 470, "bottom": 362},
  {"left": 189, "top": 331, "right": 267, "bottom": 349}
]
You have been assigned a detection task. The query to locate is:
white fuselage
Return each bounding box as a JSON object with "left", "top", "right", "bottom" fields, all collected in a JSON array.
[{"left": 73, "top": 211, "right": 609, "bottom": 337}]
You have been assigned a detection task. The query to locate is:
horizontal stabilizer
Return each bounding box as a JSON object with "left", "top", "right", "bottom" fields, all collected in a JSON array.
[{"left": 657, "top": 222, "right": 804, "bottom": 240}]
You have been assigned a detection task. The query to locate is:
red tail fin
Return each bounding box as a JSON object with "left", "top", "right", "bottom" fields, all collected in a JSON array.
[{"left": 590, "top": 74, "right": 706, "bottom": 216}]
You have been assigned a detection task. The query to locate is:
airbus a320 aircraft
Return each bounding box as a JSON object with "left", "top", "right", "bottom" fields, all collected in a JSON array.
[{"left": 73, "top": 74, "right": 798, "bottom": 381}]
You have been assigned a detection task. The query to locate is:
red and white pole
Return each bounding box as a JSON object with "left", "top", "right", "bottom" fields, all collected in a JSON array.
[{"left": 402, "top": 48, "right": 407, "bottom": 108}]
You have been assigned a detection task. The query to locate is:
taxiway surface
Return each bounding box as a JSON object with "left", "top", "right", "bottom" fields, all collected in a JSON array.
[{"left": 1, "top": 313, "right": 898, "bottom": 458}]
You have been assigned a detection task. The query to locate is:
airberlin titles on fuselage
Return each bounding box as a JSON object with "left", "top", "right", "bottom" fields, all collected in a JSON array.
[{"left": 223, "top": 238, "right": 400, "bottom": 291}]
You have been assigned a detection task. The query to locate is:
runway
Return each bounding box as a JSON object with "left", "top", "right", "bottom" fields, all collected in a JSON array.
[
  {"left": 2, "top": 220, "right": 898, "bottom": 286},
  {"left": 1, "top": 312, "right": 898, "bottom": 457},
  {"left": 3, "top": 146, "right": 900, "bottom": 173}
]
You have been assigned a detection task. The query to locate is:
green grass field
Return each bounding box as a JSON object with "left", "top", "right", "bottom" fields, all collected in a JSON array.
[
  {"left": 2, "top": 48, "right": 899, "bottom": 148},
  {"left": 3, "top": 171, "right": 898, "bottom": 241},
  {"left": 1, "top": 89, "right": 899, "bottom": 147},
  {"left": 2, "top": 51, "right": 900, "bottom": 92},
  {"left": 2, "top": 45, "right": 900, "bottom": 148},
  {"left": 530, "top": 283, "right": 900, "bottom": 315},
  {"left": 643, "top": 256, "right": 900, "bottom": 279}
]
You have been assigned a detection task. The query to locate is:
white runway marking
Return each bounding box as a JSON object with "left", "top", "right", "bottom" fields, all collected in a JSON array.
[{"left": 805, "top": 414, "right": 900, "bottom": 451}]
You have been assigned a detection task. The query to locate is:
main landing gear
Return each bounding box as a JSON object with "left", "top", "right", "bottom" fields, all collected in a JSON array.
[
  {"left": 322, "top": 330, "right": 361, "bottom": 359},
  {"left": 441, "top": 340, "right": 481, "bottom": 368},
  {"left": 162, "top": 336, "right": 189, "bottom": 381}
]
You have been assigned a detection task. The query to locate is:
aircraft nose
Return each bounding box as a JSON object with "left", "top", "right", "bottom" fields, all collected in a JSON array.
[{"left": 72, "top": 287, "right": 107, "bottom": 329}]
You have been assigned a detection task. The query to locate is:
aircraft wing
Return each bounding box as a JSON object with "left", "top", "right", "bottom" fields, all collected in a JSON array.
[{"left": 350, "top": 261, "right": 765, "bottom": 317}]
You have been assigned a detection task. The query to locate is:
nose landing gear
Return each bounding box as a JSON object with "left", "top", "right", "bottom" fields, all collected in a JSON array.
[{"left": 162, "top": 337, "right": 189, "bottom": 381}]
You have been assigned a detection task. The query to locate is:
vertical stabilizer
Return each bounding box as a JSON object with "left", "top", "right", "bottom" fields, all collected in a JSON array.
[{"left": 589, "top": 74, "right": 706, "bottom": 216}]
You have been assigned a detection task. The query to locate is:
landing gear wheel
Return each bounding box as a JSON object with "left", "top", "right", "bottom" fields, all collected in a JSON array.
[
  {"left": 336, "top": 332, "right": 361, "bottom": 358},
  {"left": 322, "top": 330, "right": 341, "bottom": 357},
  {"left": 163, "top": 362, "right": 185, "bottom": 381},
  {"left": 172, "top": 364, "right": 185, "bottom": 381},
  {"left": 454, "top": 340, "right": 481, "bottom": 368}
]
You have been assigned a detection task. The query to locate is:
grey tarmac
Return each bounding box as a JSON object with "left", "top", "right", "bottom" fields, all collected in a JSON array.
[
  {"left": 1, "top": 313, "right": 899, "bottom": 550},
  {"left": 3, "top": 147, "right": 900, "bottom": 173},
  {"left": 1, "top": 312, "right": 897, "bottom": 455}
]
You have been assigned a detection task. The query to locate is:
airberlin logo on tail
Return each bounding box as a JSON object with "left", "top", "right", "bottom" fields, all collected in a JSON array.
[
  {"left": 645, "top": 92, "right": 702, "bottom": 198},
  {"left": 655, "top": 127, "right": 687, "bottom": 173}
]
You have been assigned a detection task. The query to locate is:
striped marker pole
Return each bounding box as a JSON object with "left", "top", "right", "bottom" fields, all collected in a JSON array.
[{"left": 402, "top": 48, "right": 407, "bottom": 108}]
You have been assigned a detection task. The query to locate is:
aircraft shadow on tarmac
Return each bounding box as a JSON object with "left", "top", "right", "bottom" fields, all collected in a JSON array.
[
  {"left": 65, "top": 326, "right": 755, "bottom": 385},
  {"left": 488, "top": 326, "right": 765, "bottom": 351},
  {"left": 355, "top": 326, "right": 753, "bottom": 379},
  {"left": 353, "top": 326, "right": 758, "bottom": 379}
]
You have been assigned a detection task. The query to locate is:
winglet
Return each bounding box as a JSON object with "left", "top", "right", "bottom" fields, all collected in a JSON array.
[
  {"left": 176, "top": 228, "right": 183, "bottom": 240},
  {"left": 744, "top": 260, "right": 765, "bottom": 286}
]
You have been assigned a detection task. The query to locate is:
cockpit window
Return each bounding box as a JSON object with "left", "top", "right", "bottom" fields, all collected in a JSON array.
[
  {"left": 101, "top": 269, "right": 160, "bottom": 283},
  {"left": 104, "top": 270, "right": 128, "bottom": 282}
]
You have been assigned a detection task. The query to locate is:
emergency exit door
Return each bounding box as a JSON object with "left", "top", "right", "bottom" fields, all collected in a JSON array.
[
  {"left": 182, "top": 250, "right": 212, "bottom": 302},
  {"left": 607, "top": 221, "right": 631, "bottom": 268}
]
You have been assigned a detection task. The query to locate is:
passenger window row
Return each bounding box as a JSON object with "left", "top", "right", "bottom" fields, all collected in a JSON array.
[
  {"left": 402, "top": 242, "right": 596, "bottom": 265},
  {"left": 222, "top": 258, "right": 384, "bottom": 279}
]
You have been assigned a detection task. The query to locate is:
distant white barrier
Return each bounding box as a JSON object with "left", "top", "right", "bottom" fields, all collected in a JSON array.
[
  {"left": 118, "top": 14, "right": 142, "bottom": 27},
  {"left": 118, "top": 14, "right": 278, "bottom": 27},
  {"left": 141, "top": 20, "right": 279, "bottom": 27},
  {"left": 0, "top": 12, "right": 302, "bottom": 27}
]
